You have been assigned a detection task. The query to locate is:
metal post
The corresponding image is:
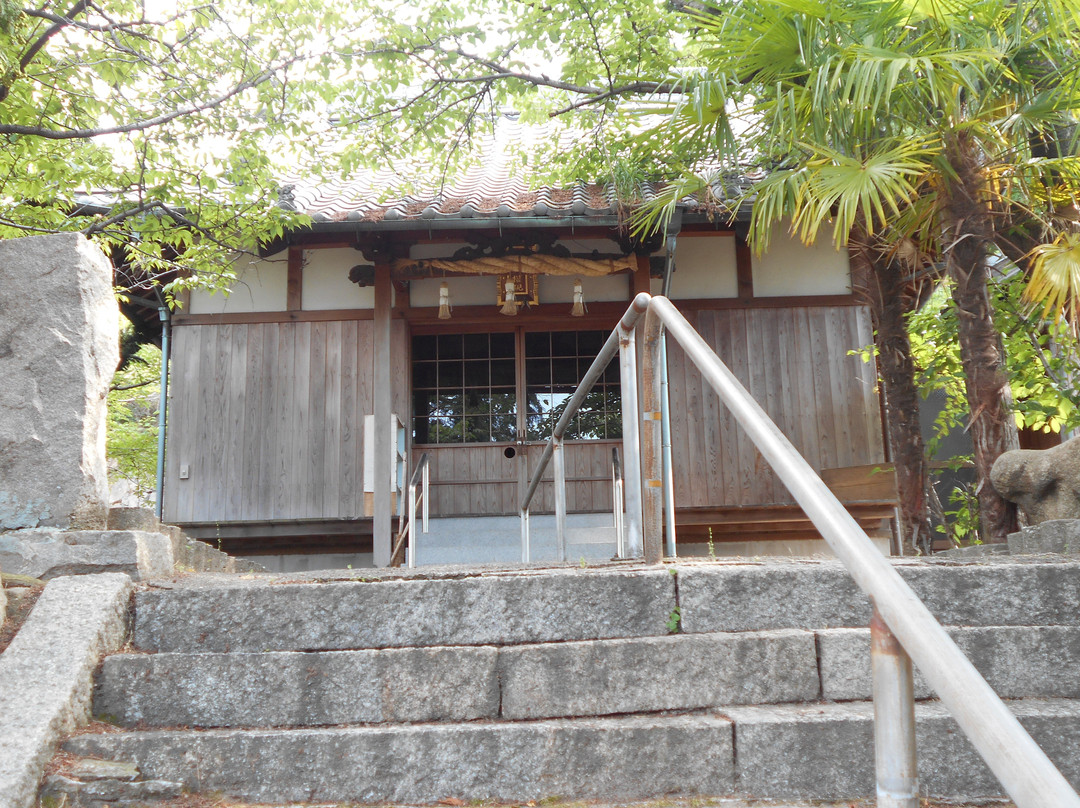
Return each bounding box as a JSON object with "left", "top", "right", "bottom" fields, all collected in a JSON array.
[
  {"left": 612, "top": 456, "right": 625, "bottom": 558},
  {"left": 660, "top": 330, "right": 677, "bottom": 557},
  {"left": 407, "top": 484, "right": 417, "bottom": 569},
  {"left": 421, "top": 460, "right": 429, "bottom": 532},
  {"left": 521, "top": 509, "right": 530, "bottom": 563},
  {"left": 154, "top": 306, "right": 170, "bottom": 521},
  {"left": 619, "top": 329, "right": 645, "bottom": 557},
  {"left": 553, "top": 437, "right": 567, "bottom": 562},
  {"left": 640, "top": 312, "right": 664, "bottom": 564},
  {"left": 871, "top": 607, "right": 919, "bottom": 808}
]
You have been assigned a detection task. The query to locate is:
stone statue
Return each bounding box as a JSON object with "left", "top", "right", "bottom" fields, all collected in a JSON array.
[{"left": 990, "top": 436, "right": 1080, "bottom": 524}]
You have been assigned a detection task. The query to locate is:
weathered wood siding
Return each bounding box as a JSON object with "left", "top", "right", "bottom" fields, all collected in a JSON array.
[
  {"left": 417, "top": 441, "right": 617, "bottom": 517},
  {"left": 666, "top": 305, "right": 883, "bottom": 509},
  {"left": 163, "top": 320, "right": 407, "bottom": 524}
]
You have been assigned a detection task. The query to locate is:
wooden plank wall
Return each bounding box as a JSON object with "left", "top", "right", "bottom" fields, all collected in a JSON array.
[
  {"left": 665, "top": 305, "right": 883, "bottom": 509},
  {"left": 418, "top": 441, "right": 617, "bottom": 517},
  {"left": 163, "top": 320, "right": 408, "bottom": 524},
  {"left": 423, "top": 445, "right": 520, "bottom": 516}
]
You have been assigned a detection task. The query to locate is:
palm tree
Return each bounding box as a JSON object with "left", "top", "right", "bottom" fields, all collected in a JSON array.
[{"left": 638, "top": 0, "right": 1080, "bottom": 543}]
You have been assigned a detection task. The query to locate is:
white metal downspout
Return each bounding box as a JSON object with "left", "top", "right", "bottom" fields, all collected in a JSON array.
[{"left": 154, "top": 305, "right": 170, "bottom": 521}]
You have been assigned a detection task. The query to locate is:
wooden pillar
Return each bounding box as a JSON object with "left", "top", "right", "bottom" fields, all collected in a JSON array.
[
  {"left": 734, "top": 234, "right": 754, "bottom": 302},
  {"left": 633, "top": 254, "right": 652, "bottom": 297},
  {"left": 287, "top": 247, "right": 303, "bottom": 311},
  {"left": 373, "top": 263, "right": 393, "bottom": 567}
]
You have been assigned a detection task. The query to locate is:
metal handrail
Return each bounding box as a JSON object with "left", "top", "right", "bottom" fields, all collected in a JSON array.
[
  {"left": 391, "top": 452, "right": 429, "bottom": 569},
  {"left": 520, "top": 294, "right": 649, "bottom": 562},
  {"left": 611, "top": 447, "right": 625, "bottom": 558},
  {"left": 639, "top": 294, "right": 1079, "bottom": 808}
]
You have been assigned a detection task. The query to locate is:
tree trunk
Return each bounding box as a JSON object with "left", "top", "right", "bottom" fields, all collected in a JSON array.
[
  {"left": 854, "top": 240, "right": 934, "bottom": 554},
  {"left": 942, "top": 136, "right": 1020, "bottom": 542}
]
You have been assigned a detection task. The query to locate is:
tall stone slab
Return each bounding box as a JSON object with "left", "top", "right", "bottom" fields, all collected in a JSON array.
[{"left": 0, "top": 234, "right": 118, "bottom": 530}]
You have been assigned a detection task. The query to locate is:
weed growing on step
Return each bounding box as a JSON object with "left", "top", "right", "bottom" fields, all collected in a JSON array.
[
  {"left": 707, "top": 526, "right": 716, "bottom": 559},
  {"left": 666, "top": 606, "right": 681, "bottom": 633}
]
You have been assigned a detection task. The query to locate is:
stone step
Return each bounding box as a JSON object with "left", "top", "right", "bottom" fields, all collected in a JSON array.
[
  {"left": 62, "top": 714, "right": 733, "bottom": 804},
  {"left": 98, "top": 624, "right": 1080, "bottom": 728},
  {"left": 676, "top": 558, "right": 1080, "bottom": 633},
  {"left": 61, "top": 700, "right": 1080, "bottom": 803},
  {"left": 95, "top": 630, "right": 818, "bottom": 728},
  {"left": 818, "top": 625, "right": 1080, "bottom": 701},
  {"left": 724, "top": 699, "right": 1080, "bottom": 801},
  {"left": 132, "top": 558, "right": 1080, "bottom": 653},
  {"left": 133, "top": 567, "right": 676, "bottom": 652}
]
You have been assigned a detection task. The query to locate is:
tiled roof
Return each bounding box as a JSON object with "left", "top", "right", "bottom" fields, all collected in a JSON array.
[{"left": 281, "top": 118, "right": 762, "bottom": 226}]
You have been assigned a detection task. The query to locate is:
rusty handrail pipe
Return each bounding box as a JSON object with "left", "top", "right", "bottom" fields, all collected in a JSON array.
[
  {"left": 391, "top": 452, "right": 430, "bottom": 568},
  {"left": 611, "top": 447, "right": 625, "bottom": 557},
  {"left": 641, "top": 294, "right": 1080, "bottom": 808}
]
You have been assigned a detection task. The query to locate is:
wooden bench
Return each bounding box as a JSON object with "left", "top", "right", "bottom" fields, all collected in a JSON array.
[{"left": 673, "top": 464, "right": 899, "bottom": 548}]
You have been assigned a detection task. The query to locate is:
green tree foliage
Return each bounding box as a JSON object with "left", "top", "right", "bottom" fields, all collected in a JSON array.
[
  {"left": 0, "top": 0, "right": 688, "bottom": 296},
  {"left": 620, "top": 0, "right": 1080, "bottom": 541},
  {"left": 107, "top": 330, "right": 160, "bottom": 505},
  {"left": 912, "top": 275, "right": 1080, "bottom": 448},
  {"left": 911, "top": 272, "right": 1080, "bottom": 543}
]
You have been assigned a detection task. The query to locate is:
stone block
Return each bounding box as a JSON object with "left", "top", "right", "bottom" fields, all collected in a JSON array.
[
  {"left": 0, "top": 573, "right": 132, "bottom": 808},
  {"left": 499, "top": 630, "right": 818, "bottom": 720},
  {"left": 42, "top": 774, "right": 182, "bottom": 802},
  {"left": 678, "top": 559, "right": 1080, "bottom": 631},
  {"left": 0, "top": 529, "right": 173, "bottom": 580},
  {"left": 95, "top": 646, "right": 500, "bottom": 727},
  {"left": 678, "top": 563, "right": 868, "bottom": 632},
  {"left": 65, "top": 759, "right": 139, "bottom": 782},
  {"left": 818, "top": 625, "right": 1080, "bottom": 701},
  {"left": 0, "top": 564, "right": 6, "bottom": 624},
  {"left": 725, "top": 699, "right": 1080, "bottom": 800},
  {"left": 106, "top": 507, "right": 160, "bottom": 532},
  {"left": 0, "top": 233, "right": 119, "bottom": 530},
  {"left": 1009, "top": 519, "right": 1080, "bottom": 555},
  {"left": 133, "top": 568, "right": 676, "bottom": 652},
  {"left": 63, "top": 715, "right": 734, "bottom": 803}
]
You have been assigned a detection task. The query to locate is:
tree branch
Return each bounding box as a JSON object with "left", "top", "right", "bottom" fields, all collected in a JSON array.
[
  {"left": 111, "top": 378, "right": 155, "bottom": 392},
  {"left": 0, "top": 55, "right": 306, "bottom": 139},
  {"left": 0, "top": 0, "right": 92, "bottom": 103}
]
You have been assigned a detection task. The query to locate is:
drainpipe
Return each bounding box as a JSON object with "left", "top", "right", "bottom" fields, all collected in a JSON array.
[
  {"left": 154, "top": 304, "right": 171, "bottom": 521},
  {"left": 660, "top": 229, "right": 679, "bottom": 558}
]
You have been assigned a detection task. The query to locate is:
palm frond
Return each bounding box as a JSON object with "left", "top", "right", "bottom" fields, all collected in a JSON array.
[{"left": 1025, "top": 232, "right": 1080, "bottom": 328}]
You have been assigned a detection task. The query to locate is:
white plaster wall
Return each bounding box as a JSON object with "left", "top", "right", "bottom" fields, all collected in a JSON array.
[
  {"left": 303, "top": 248, "right": 374, "bottom": 310},
  {"left": 188, "top": 253, "right": 288, "bottom": 313},
  {"left": 752, "top": 227, "right": 850, "bottom": 297},
  {"left": 411, "top": 275, "right": 495, "bottom": 307},
  {"left": 653, "top": 235, "right": 738, "bottom": 299},
  {"left": 540, "top": 273, "right": 628, "bottom": 304}
]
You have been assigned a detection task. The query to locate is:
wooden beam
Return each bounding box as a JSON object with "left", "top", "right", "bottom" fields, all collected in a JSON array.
[
  {"left": 633, "top": 253, "right": 652, "bottom": 296},
  {"left": 287, "top": 247, "right": 304, "bottom": 311},
  {"left": 372, "top": 262, "right": 393, "bottom": 567},
  {"left": 172, "top": 309, "right": 376, "bottom": 326}
]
